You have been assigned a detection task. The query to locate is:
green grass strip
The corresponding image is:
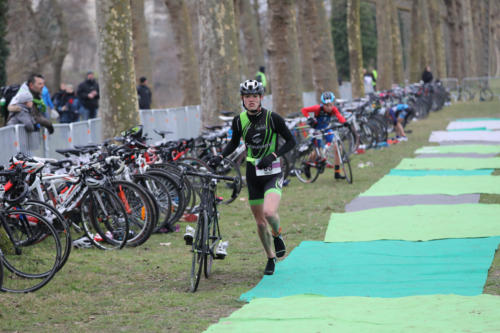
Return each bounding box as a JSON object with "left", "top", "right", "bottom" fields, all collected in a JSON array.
[
  {"left": 415, "top": 145, "right": 500, "bottom": 154},
  {"left": 206, "top": 294, "right": 500, "bottom": 332},
  {"left": 238, "top": 238, "right": 500, "bottom": 301},
  {"left": 395, "top": 157, "right": 500, "bottom": 170},
  {"left": 389, "top": 169, "right": 494, "bottom": 176},
  {"left": 325, "top": 204, "right": 500, "bottom": 242},
  {"left": 361, "top": 175, "right": 500, "bottom": 196}
]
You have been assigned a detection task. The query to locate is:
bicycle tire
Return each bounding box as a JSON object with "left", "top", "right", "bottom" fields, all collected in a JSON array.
[
  {"left": 204, "top": 202, "right": 220, "bottom": 278},
  {"left": 22, "top": 200, "right": 71, "bottom": 272},
  {"left": 133, "top": 174, "right": 172, "bottom": 232},
  {"left": 337, "top": 140, "right": 353, "bottom": 184},
  {"left": 480, "top": 88, "right": 494, "bottom": 102},
  {"left": 0, "top": 210, "right": 62, "bottom": 293},
  {"left": 146, "top": 169, "right": 186, "bottom": 230},
  {"left": 80, "top": 187, "right": 129, "bottom": 250},
  {"left": 294, "top": 144, "right": 321, "bottom": 184},
  {"left": 112, "top": 180, "right": 155, "bottom": 247},
  {"left": 190, "top": 210, "right": 207, "bottom": 292},
  {"left": 0, "top": 250, "right": 3, "bottom": 291}
]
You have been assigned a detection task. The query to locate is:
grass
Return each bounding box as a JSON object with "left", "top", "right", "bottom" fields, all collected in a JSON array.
[{"left": 1, "top": 100, "right": 500, "bottom": 332}]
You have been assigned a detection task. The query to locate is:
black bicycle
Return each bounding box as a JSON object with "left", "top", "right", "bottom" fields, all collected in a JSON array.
[{"left": 183, "top": 168, "right": 240, "bottom": 292}]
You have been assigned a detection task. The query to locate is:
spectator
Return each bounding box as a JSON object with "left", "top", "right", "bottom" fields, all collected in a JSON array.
[
  {"left": 255, "top": 66, "right": 267, "bottom": 92},
  {"left": 57, "top": 84, "right": 80, "bottom": 123},
  {"left": 42, "top": 85, "right": 55, "bottom": 118},
  {"left": 371, "top": 67, "right": 378, "bottom": 90},
  {"left": 77, "top": 71, "right": 99, "bottom": 120},
  {"left": 137, "top": 76, "right": 152, "bottom": 109},
  {"left": 52, "top": 83, "right": 67, "bottom": 110},
  {"left": 422, "top": 65, "right": 433, "bottom": 84},
  {"left": 6, "top": 85, "right": 37, "bottom": 131},
  {"left": 363, "top": 68, "right": 374, "bottom": 94},
  {"left": 7, "top": 74, "right": 54, "bottom": 134}
]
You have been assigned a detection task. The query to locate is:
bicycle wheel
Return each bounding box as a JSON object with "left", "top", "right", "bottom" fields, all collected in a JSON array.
[
  {"left": 204, "top": 202, "right": 221, "bottom": 278},
  {"left": 112, "top": 181, "right": 155, "bottom": 247},
  {"left": 190, "top": 211, "right": 207, "bottom": 292},
  {"left": 480, "top": 88, "right": 494, "bottom": 102},
  {"left": 80, "top": 187, "right": 129, "bottom": 250},
  {"left": 337, "top": 141, "right": 353, "bottom": 184},
  {"left": 23, "top": 200, "right": 71, "bottom": 272},
  {"left": 294, "top": 143, "right": 321, "bottom": 184},
  {"left": 0, "top": 210, "right": 62, "bottom": 293},
  {"left": 0, "top": 250, "right": 3, "bottom": 291},
  {"left": 133, "top": 174, "right": 172, "bottom": 232}
]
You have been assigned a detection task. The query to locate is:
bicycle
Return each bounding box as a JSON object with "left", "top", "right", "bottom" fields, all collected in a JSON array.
[
  {"left": 292, "top": 124, "right": 353, "bottom": 184},
  {"left": 182, "top": 168, "right": 240, "bottom": 292}
]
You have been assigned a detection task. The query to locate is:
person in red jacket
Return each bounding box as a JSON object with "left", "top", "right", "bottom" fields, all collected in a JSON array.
[{"left": 301, "top": 91, "right": 346, "bottom": 179}]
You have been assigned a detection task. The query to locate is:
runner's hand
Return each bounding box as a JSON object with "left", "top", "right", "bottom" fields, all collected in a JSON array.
[{"left": 257, "top": 154, "right": 275, "bottom": 169}]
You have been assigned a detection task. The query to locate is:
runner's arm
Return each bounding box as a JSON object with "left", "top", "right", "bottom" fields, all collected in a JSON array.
[
  {"left": 221, "top": 116, "right": 242, "bottom": 157},
  {"left": 272, "top": 113, "right": 296, "bottom": 157}
]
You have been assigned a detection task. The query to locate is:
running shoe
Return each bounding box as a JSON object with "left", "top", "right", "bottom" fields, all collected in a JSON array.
[
  {"left": 273, "top": 234, "right": 286, "bottom": 258},
  {"left": 264, "top": 257, "right": 277, "bottom": 275}
]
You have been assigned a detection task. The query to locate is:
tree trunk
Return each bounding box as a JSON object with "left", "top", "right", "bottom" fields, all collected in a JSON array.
[
  {"left": 347, "top": 0, "right": 364, "bottom": 98},
  {"left": 96, "top": 0, "right": 139, "bottom": 139},
  {"left": 267, "top": 0, "right": 302, "bottom": 116},
  {"left": 234, "top": 0, "right": 249, "bottom": 78},
  {"left": 302, "top": 0, "right": 339, "bottom": 99},
  {"left": 0, "top": 0, "right": 9, "bottom": 86},
  {"left": 390, "top": 3, "right": 404, "bottom": 85},
  {"left": 130, "top": 0, "right": 153, "bottom": 104},
  {"left": 297, "top": 1, "right": 314, "bottom": 91},
  {"left": 444, "top": 0, "right": 464, "bottom": 79},
  {"left": 165, "top": 0, "right": 201, "bottom": 106},
  {"left": 49, "top": 0, "right": 68, "bottom": 93},
  {"left": 427, "top": 0, "right": 446, "bottom": 79},
  {"left": 490, "top": 0, "right": 500, "bottom": 76},
  {"left": 198, "top": 0, "right": 241, "bottom": 124},
  {"left": 409, "top": 0, "right": 422, "bottom": 82},
  {"left": 376, "top": 0, "right": 393, "bottom": 90},
  {"left": 471, "top": 0, "right": 489, "bottom": 77},
  {"left": 460, "top": 0, "right": 476, "bottom": 77},
  {"left": 239, "top": 0, "right": 265, "bottom": 79}
]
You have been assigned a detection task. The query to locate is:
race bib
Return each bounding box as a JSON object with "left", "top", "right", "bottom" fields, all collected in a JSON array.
[{"left": 255, "top": 158, "right": 281, "bottom": 176}]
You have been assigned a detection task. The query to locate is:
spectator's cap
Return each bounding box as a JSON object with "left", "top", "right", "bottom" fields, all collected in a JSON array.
[
  {"left": 16, "top": 89, "right": 33, "bottom": 104},
  {"left": 259, "top": 66, "right": 265, "bottom": 72},
  {"left": 86, "top": 71, "right": 94, "bottom": 76},
  {"left": 140, "top": 76, "right": 147, "bottom": 83}
]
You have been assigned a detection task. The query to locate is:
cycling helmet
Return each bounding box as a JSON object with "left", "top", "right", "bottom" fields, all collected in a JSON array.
[
  {"left": 240, "top": 80, "right": 264, "bottom": 96},
  {"left": 72, "top": 236, "right": 93, "bottom": 249},
  {"left": 320, "top": 91, "right": 335, "bottom": 104}
]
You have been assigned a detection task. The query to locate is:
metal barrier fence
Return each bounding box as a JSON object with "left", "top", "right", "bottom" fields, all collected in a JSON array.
[{"left": 461, "top": 76, "right": 500, "bottom": 101}]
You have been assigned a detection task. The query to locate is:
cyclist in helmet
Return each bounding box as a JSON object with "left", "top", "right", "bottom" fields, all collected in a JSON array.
[
  {"left": 301, "top": 91, "right": 346, "bottom": 179},
  {"left": 208, "top": 79, "right": 296, "bottom": 276}
]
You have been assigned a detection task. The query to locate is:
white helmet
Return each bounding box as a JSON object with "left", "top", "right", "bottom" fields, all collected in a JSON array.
[{"left": 72, "top": 236, "right": 93, "bottom": 249}]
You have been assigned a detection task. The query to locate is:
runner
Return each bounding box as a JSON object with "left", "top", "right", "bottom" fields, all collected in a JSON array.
[{"left": 209, "top": 79, "right": 296, "bottom": 275}]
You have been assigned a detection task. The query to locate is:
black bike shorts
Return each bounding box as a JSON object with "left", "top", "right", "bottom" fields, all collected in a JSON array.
[{"left": 246, "top": 162, "right": 283, "bottom": 205}]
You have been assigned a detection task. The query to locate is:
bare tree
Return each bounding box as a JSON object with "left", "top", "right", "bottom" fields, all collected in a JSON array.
[
  {"left": 234, "top": 0, "right": 249, "bottom": 78},
  {"left": 267, "top": 0, "right": 302, "bottom": 116},
  {"left": 239, "top": 0, "right": 265, "bottom": 78},
  {"left": 130, "top": 0, "right": 153, "bottom": 101},
  {"left": 347, "top": 0, "right": 364, "bottom": 98},
  {"left": 198, "top": 0, "right": 241, "bottom": 124},
  {"left": 390, "top": 2, "right": 404, "bottom": 85},
  {"left": 376, "top": 0, "right": 393, "bottom": 90},
  {"left": 490, "top": 0, "right": 500, "bottom": 76},
  {"left": 302, "top": 0, "right": 340, "bottom": 99},
  {"left": 297, "top": 1, "right": 314, "bottom": 91},
  {"left": 461, "top": 0, "right": 476, "bottom": 77},
  {"left": 427, "top": 0, "right": 446, "bottom": 79},
  {"left": 96, "top": 0, "right": 138, "bottom": 139},
  {"left": 409, "top": 0, "right": 422, "bottom": 82},
  {"left": 165, "top": 0, "right": 201, "bottom": 106},
  {"left": 444, "top": 0, "right": 465, "bottom": 79}
]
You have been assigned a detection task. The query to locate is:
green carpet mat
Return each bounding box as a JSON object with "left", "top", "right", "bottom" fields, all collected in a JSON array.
[
  {"left": 415, "top": 145, "right": 500, "bottom": 154},
  {"left": 206, "top": 294, "right": 500, "bottom": 333},
  {"left": 447, "top": 127, "right": 488, "bottom": 131},
  {"left": 395, "top": 157, "right": 500, "bottom": 170},
  {"left": 456, "top": 118, "right": 500, "bottom": 121},
  {"left": 389, "top": 169, "right": 494, "bottom": 176},
  {"left": 324, "top": 204, "right": 500, "bottom": 242},
  {"left": 360, "top": 175, "right": 500, "bottom": 196},
  {"left": 239, "top": 238, "right": 500, "bottom": 301}
]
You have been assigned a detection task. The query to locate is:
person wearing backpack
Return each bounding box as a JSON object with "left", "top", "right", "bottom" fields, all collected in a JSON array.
[{"left": 6, "top": 86, "right": 37, "bottom": 131}]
